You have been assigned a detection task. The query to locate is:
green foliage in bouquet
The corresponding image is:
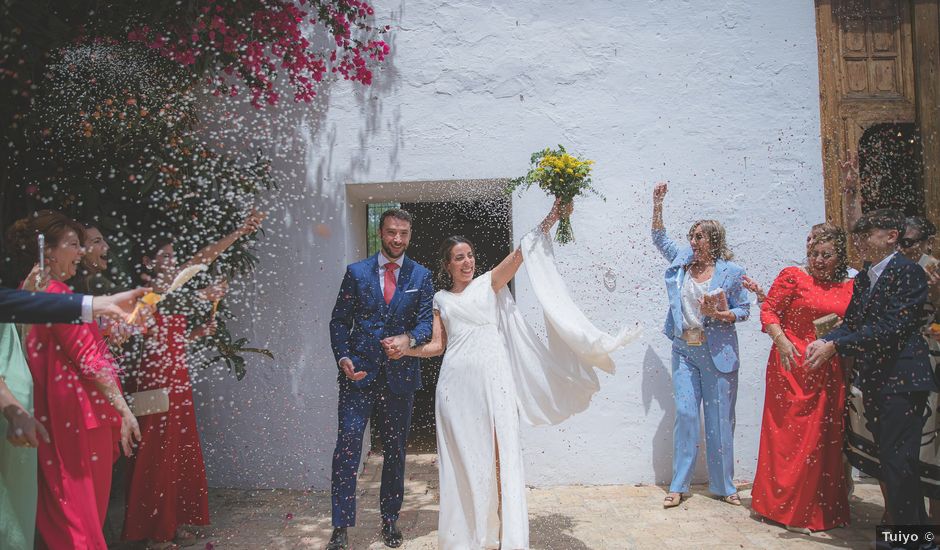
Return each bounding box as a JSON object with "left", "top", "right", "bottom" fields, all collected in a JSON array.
[{"left": 506, "top": 145, "right": 602, "bottom": 244}]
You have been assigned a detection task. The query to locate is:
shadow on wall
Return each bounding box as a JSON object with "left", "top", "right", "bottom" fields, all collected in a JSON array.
[
  {"left": 197, "top": 6, "right": 408, "bottom": 490},
  {"left": 641, "top": 345, "right": 708, "bottom": 486},
  {"left": 349, "top": 11, "right": 404, "bottom": 182}
]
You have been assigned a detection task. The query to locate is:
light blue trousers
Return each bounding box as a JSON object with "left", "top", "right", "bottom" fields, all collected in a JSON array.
[{"left": 669, "top": 338, "right": 738, "bottom": 496}]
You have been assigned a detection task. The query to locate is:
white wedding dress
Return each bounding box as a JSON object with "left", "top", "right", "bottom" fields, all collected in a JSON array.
[{"left": 434, "top": 229, "right": 640, "bottom": 550}]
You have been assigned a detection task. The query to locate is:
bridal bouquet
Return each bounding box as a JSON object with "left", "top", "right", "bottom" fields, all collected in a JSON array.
[{"left": 507, "top": 145, "right": 602, "bottom": 244}]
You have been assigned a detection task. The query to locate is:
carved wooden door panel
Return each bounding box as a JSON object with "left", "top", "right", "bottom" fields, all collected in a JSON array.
[{"left": 815, "top": 0, "right": 918, "bottom": 226}]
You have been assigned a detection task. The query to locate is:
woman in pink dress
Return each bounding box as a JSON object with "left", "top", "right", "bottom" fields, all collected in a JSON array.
[
  {"left": 123, "top": 210, "right": 263, "bottom": 547},
  {"left": 8, "top": 210, "right": 140, "bottom": 549}
]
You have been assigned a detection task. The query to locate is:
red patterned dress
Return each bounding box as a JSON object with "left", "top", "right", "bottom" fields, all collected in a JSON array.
[
  {"left": 751, "top": 267, "right": 854, "bottom": 531},
  {"left": 122, "top": 312, "right": 209, "bottom": 542}
]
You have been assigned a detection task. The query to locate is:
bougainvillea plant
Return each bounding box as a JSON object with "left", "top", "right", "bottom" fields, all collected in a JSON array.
[{"left": 126, "top": 0, "right": 391, "bottom": 107}]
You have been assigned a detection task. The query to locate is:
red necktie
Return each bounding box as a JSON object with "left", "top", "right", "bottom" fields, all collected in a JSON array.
[{"left": 384, "top": 262, "right": 399, "bottom": 304}]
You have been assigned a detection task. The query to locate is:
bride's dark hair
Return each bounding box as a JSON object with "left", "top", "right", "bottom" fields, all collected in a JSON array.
[{"left": 437, "top": 235, "right": 475, "bottom": 289}]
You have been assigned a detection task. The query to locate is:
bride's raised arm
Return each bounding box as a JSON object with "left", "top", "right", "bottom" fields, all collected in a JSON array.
[
  {"left": 403, "top": 310, "right": 447, "bottom": 358},
  {"left": 490, "top": 198, "right": 571, "bottom": 292}
]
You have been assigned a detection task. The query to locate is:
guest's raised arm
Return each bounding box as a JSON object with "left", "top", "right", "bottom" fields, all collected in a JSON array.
[
  {"left": 652, "top": 181, "right": 667, "bottom": 231},
  {"left": 651, "top": 182, "right": 679, "bottom": 262},
  {"left": 183, "top": 208, "right": 266, "bottom": 270}
]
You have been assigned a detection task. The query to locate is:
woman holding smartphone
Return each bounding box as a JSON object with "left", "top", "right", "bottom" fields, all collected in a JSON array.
[{"left": 7, "top": 210, "right": 140, "bottom": 549}]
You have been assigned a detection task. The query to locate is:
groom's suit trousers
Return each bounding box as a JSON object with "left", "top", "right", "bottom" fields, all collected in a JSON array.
[{"left": 331, "top": 370, "right": 414, "bottom": 527}]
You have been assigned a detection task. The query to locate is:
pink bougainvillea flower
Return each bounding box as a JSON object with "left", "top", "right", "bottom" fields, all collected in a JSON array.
[{"left": 127, "top": 0, "right": 390, "bottom": 109}]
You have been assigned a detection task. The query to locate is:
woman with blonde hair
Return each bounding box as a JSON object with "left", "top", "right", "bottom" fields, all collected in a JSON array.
[{"left": 651, "top": 182, "right": 750, "bottom": 508}]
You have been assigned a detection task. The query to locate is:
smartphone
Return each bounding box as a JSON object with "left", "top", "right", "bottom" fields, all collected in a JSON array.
[{"left": 37, "top": 233, "right": 45, "bottom": 271}]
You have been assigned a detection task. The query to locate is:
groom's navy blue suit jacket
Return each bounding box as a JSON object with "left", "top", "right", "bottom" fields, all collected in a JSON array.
[
  {"left": 329, "top": 253, "right": 434, "bottom": 394},
  {"left": 825, "top": 253, "right": 937, "bottom": 394}
]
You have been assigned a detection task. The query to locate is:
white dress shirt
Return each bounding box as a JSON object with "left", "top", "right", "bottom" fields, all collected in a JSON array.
[
  {"left": 378, "top": 251, "right": 404, "bottom": 294},
  {"left": 81, "top": 295, "right": 94, "bottom": 323},
  {"left": 868, "top": 251, "right": 896, "bottom": 292}
]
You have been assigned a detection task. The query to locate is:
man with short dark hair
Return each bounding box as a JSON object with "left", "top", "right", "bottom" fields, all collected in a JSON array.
[
  {"left": 806, "top": 208, "right": 937, "bottom": 530},
  {"left": 326, "top": 207, "right": 433, "bottom": 550},
  {"left": 379, "top": 208, "right": 413, "bottom": 229}
]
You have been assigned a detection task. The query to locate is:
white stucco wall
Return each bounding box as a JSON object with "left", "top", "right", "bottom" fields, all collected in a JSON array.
[{"left": 194, "top": 0, "right": 826, "bottom": 490}]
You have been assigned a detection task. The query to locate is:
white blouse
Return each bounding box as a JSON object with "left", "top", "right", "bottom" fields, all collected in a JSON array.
[{"left": 680, "top": 274, "right": 711, "bottom": 330}]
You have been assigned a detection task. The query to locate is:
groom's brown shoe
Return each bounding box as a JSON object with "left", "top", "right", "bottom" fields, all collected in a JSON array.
[
  {"left": 382, "top": 519, "right": 403, "bottom": 548},
  {"left": 326, "top": 527, "right": 348, "bottom": 550}
]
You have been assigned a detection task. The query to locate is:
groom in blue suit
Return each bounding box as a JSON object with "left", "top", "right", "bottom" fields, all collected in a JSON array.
[{"left": 327, "top": 208, "right": 434, "bottom": 550}]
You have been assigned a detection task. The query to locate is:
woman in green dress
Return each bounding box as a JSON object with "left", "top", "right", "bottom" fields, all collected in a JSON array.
[{"left": 0, "top": 320, "right": 50, "bottom": 549}]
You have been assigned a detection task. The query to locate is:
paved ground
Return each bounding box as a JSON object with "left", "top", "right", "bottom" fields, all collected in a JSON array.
[{"left": 108, "top": 453, "right": 889, "bottom": 549}]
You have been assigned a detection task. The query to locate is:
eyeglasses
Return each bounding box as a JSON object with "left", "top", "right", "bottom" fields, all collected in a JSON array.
[{"left": 899, "top": 236, "right": 927, "bottom": 248}]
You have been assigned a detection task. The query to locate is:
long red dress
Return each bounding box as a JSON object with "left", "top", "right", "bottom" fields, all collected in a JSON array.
[
  {"left": 751, "top": 267, "right": 854, "bottom": 531},
  {"left": 25, "top": 280, "right": 120, "bottom": 549},
  {"left": 122, "top": 312, "right": 209, "bottom": 542}
]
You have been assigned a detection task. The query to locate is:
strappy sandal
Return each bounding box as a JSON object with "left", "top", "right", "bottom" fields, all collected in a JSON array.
[
  {"left": 663, "top": 492, "right": 683, "bottom": 508},
  {"left": 722, "top": 493, "right": 742, "bottom": 506}
]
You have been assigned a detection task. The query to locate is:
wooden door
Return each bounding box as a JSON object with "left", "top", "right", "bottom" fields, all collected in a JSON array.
[
  {"left": 912, "top": 0, "right": 940, "bottom": 225},
  {"left": 815, "top": 0, "right": 920, "bottom": 229}
]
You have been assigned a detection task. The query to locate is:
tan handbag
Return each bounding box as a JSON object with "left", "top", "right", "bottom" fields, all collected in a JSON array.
[
  {"left": 127, "top": 388, "right": 170, "bottom": 417},
  {"left": 813, "top": 313, "right": 842, "bottom": 339}
]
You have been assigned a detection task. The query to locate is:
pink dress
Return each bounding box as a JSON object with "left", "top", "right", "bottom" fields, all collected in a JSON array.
[{"left": 25, "top": 280, "right": 120, "bottom": 549}]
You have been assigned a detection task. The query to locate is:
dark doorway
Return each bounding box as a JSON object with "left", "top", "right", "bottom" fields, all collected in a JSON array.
[
  {"left": 858, "top": 123, "right": 925, "bottom": 216},
  {"left": 369, "top": 197, "right": 512, "bottom": 453}
]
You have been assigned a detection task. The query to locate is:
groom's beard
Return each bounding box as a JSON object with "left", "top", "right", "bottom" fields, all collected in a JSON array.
[{"left": 382, "top": 242, "right": 408, "bottom": 260}]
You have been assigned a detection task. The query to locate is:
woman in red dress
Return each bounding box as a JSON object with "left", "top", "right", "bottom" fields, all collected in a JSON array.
[
  {"left": 750, "top": 224, "right": 854, "bottom": 532},
  {"left": 122, "top": 210, "right": 263, "bottom": 546},
  {"left": 121, "top": 305, "right": 214, "bottom": 544},
  {"left": 9, "top": 211, "right": 140, "bottom": 549}
]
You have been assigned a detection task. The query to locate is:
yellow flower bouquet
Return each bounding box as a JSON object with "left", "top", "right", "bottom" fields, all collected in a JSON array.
[{"left": 507, "top": 145, "right": 602, "bottom": 244}]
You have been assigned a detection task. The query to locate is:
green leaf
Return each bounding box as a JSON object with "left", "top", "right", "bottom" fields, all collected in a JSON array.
[{"left": 241, "top": 347, "right": 274, "bottom": 359}]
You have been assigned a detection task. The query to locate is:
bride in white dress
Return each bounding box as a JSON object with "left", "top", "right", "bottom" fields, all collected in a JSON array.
[{"left": 394, "top": 200, "right": 640, "bottom": 549}]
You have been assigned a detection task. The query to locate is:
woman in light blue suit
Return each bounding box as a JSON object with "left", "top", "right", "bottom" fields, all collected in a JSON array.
[{"left": 651, "top": 182, "right": 750, "bottom": 508}]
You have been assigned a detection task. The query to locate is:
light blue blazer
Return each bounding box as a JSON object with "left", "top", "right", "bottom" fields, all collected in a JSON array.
[{"left": 652, "top": 228, "right": 750, "bottom": 373}]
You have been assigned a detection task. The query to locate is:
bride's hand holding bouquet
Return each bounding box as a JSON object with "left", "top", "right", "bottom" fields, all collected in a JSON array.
[
  {"left": 539, "top": 198, "right": 574, "bottom": 235},
  {"left": 507, "top": 145, "right": 601, "bottom": 244}
]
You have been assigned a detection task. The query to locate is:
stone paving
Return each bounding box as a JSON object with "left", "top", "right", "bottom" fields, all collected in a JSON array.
[{"left": 108, "top": 453, "right": 889, "bottom": 549}]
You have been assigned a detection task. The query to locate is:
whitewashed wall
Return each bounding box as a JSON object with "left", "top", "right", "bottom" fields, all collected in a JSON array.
[{"left": 194, "top": 0, "right": 825, "bottom": 490}]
